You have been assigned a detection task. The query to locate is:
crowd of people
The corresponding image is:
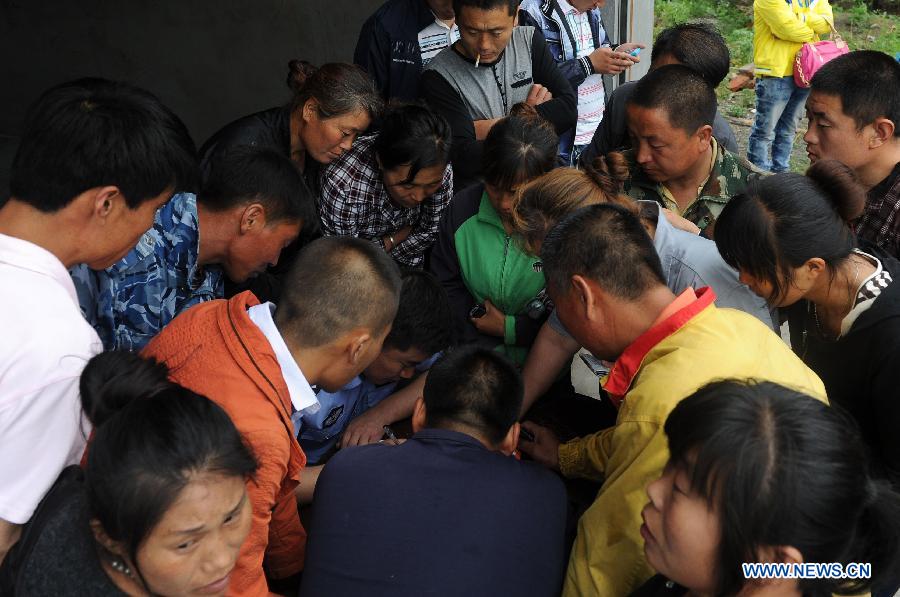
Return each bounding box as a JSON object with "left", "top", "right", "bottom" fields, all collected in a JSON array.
[{"left": 1, "top": 0, "right": 900, "bottom": 595}]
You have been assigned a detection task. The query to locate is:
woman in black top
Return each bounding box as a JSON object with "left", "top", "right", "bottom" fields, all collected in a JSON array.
[
  {"left": 715, "top": 159, "right": 900, "bottom": 483},
  {"left": 200, "top": 60, "right": 383, "bottom": 301},
  {"left": 10, "top": 352, "right": 257, "bottom": 596},
  {"left": 631, "top": 380, "right": 900, "bottom": 597}
]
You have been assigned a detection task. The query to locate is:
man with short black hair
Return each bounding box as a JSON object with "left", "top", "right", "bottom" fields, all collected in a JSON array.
[
  {"left": 806, "top": 50, "right": 900, "bottom": 259},
  {"left": 0, "top": 78, "right": 196, "bottom": 563},
  {"left": 520, "top": 204, "right": 826, "bottom": 596},
  {"left": 298, "top": 269, "right": 453, "bottom": 461},
  {"left": 143, "top": 237, "right": 402, "bottom": 596},
  {"left": 420, "top": 0, "right": 577, "bottom": 188},
  {"left": 301, "top": 345, "right": 567, "bottom": 597},
  {"left": 580, "top": 21, "right": 739, "bottom": 164},
  {"left": 620, "top": 64, "right": 760, "bottom": 236},
  {"left": 71, "top": 147, "right": 315, "bottom": 351}
]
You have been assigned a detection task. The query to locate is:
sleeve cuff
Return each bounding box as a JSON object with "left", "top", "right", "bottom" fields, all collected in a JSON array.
[
  {"left": 558, "top": 436, "right": 588, "bottom": 478},
  {"left": 504, "top": 314, "right": 517, "bottom": 345},
  {"left": 579, "top": 56, "right": 594, "bottom": 77}
]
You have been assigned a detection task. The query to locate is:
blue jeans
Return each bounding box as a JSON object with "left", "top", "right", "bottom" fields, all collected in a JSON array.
[{"left": 748, "top": 76, "right": 810, "bottom": 173}]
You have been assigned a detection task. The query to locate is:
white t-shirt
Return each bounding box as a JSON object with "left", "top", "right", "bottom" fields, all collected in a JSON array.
[
  {"left": 557, "top": 0, "right": 606, "bottom": 145},
  {"left": 0, "top": 234, "right": 101, "bottom": 524},
  {"left": 418, "top": 15, "right": 460, "bottom": 67}
]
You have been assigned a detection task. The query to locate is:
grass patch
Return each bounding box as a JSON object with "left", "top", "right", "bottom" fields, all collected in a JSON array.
[{"left": 655, "top": 0, "right": 900, "bottom": 172}]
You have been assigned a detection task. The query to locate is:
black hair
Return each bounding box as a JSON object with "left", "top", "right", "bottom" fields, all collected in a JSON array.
[
  {"left": 452, "top": 0, "right": 518, "bottom": 17},
  {"left": 80, "top": 351, "right": 257, "bottom": 580},
  {"left": 285, "top": 60, "right": 383, "bottom": 121},
  {"left": 384, "top": 269, "right": 453, "bottom": 355},
  {"left": 423, "top": 346, "right": 522, "bottom": 445},
  {"left": 715, "top": 159, "right": 866, "bottom": 304},
  {"left": 482, "top": 105, "right": 558, "bottom": 191},
  {"left": 541, "top": 203, "right": 665, "bottom": 300},
  {"left": 664, "top": 380, "right": 900, "bottom": 596},
  {"left": 374, "top": 104, "right": 451, "bottom": 185},
  {"left": 626, "top": 64, "right": 717, "bottom": 134},
  {"left": 811, "top": 50, "right": 900, "bottom": 136},
  {"left": 275, "top": 236, "right": 402, "bottom": 348},
  {"left": 200, "top": 146, "right": 316, "bottom": 231},
  {"left": 651, "top": 22, "right": 730, "bottom": 87},
  {"left": 8, "top": 78, "right": 197, "bottom": 212}
]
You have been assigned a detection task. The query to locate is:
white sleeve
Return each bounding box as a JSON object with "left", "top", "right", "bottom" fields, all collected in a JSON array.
[{"left": 0, "top": 377, "right": 90, "bottom": 524}]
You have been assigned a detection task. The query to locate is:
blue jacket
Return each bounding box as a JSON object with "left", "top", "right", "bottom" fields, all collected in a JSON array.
[{"left": 354, "top": 0, "right": 436, "bottom": 101}]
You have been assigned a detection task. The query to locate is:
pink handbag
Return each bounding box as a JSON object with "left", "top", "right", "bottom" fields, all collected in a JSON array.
[{"left": 794, "top": 25, "right": 849, "bottom": 88}]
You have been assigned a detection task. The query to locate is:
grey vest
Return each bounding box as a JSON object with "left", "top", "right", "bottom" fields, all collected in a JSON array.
[{"left": 425, "top": 27, "right": 536, "bottom": 120}]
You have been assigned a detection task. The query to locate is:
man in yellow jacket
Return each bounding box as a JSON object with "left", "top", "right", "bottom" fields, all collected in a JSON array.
[
  {"left": 519, "top": 204, "right": 827, "bottom": 597},
  {"left": 748, "top": 0, "right": 833, "bottom": 172}
]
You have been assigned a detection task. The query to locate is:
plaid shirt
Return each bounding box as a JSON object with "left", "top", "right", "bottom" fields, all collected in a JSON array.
[
  {"left": 856, "top": 162, "right": 900, "bottom": 260},
  {"left": 318, "top": 135, "right": 453, "bottom": 267}
]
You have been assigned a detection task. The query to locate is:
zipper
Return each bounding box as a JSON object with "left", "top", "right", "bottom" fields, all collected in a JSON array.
[{"left": 499, "top": 235, "right": 511, "bottom": 305}]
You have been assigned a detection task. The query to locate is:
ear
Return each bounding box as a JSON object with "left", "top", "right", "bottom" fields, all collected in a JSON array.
[
  {"left": 411, "top": 396, "right": 427, "bottom": 433},
  {"left": 302, "top": 98, "right": 318, "bottom": 123},
  {"left": 571, "top": 274, "right": 602, "bottom": 322},
  {"left": 89, "top": 518, "right": 125, "bottom": 557},
  {"left": 804, "top": 257, "right": 827, "bottom": 281},
  {"left": 347, "top": 329, "right": 374, "bottom": 367},
  {"left": 747, "top": 545, "right": 804, "bottom": 592},
  {"left": 91, "top": 186, "right": 123, "bottom": 221},
  {"left": 695, "top": 124, "right": 713, "bottom": 148},
  {"left": 239, "top": 203, "right": 267, "bottom": 234},
  {"left": 871, "top": 117, "right": 896, "bottom": 149},
  {"left": 497, "top": 421, "right": 520, "bottom": 456}
]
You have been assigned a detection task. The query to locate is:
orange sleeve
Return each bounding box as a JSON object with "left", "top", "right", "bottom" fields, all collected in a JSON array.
[{"left": 226, "top": 431, "right": 302, "bottom": 596}]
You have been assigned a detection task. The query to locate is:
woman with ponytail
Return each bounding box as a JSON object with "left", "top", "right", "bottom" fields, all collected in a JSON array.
[
  {"left": 632, "top": 379, "right": 900, "bottom": 596},
  {"left": 715, "top": 159, "right": 900, "bottom": 483},
  {"left": 200, "top": 60, "right": 382, "bottom": 184},
  {"left": 199, "top": 60, "right": 383, "bottom": 301},
  {"left": 511, "top": 154, "right": 773, "bottom": 414},
  {"left": 11, "top": 352, "right": 257, "bottom": 596},
  {"left": 429, "top": 104, "right": 558, "bottom": 364}
]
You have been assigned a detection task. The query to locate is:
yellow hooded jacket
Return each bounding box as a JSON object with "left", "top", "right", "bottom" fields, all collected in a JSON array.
[{"left": 753, "top": 0, "right": 834, "bottom": 78}]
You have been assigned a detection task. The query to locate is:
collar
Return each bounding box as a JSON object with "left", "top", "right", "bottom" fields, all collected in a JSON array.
[
  {"left": 603, "top": 287, "right": 717, "bottom": 404},
  {"left": 0, "top": 233, "right": 78, "bottom": 304},
  {"left": 555, "top": 0, "right": 580, "bottom": 15},
  {"left": 476, "top": 190, "right": 507, "bottom": 231},
  {"left": 868, "top": 161, "right": 900, "bottom": 200},
  {"left": 658, "top": 138, "right": 719, "bottom": 216},
  {"left": 639, "top": 200, "right": 676, "bottom": 257},
  {"left": 412, "top": 427, "right": 491, "bottom": 449},
  {"left": 247, "top": 302, "right": 319, "bottom": 414}
]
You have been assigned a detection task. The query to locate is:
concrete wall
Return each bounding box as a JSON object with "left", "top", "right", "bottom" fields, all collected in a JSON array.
[
  {"left": 0, "top": 0, "right": 383, "bottom": 146},
  {"left": 0, "top": 0, "right": 652, "bottom": 191}
]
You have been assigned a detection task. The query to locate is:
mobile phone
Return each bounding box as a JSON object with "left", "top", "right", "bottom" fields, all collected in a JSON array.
[
  {"left": 469, "top": 304, "right": 487, "bottom": 318},
  {"left": 519, "top": 426, "right": 536, "bottom": 442},
  {"left": 580, "top": 352, "right": 611, "bottom": 378},
  {"left": 629, "top": 47, "right": 642, "bottom": 57}
]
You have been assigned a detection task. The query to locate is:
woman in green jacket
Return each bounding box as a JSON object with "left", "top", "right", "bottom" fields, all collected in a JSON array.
[{"left": 430, "top": 106, "right": 558, "bottom": 364}]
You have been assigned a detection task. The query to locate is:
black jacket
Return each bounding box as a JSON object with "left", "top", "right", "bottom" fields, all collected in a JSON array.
[
  {"left": 787, "top": 246, "right": 900, "bottom": 482},
  {"left": 353, "top": 0, "right": 435, "bottom": 101}
]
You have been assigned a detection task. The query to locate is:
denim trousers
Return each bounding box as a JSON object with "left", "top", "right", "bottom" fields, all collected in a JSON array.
[{"left": 748, "top": 75, "right": 810, "bottom": 173}]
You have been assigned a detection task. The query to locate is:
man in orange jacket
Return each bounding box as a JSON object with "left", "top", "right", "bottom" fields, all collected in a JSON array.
[{"left": 143, "top": 236, "right": 401, "bottom": 596}]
